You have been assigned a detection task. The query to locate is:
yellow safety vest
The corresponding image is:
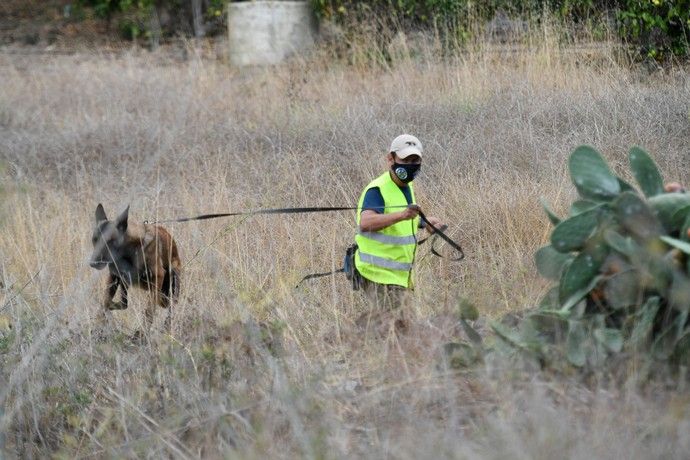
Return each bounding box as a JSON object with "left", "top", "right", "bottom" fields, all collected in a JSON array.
[{"left": 355, "top": 172, "right": 419, "bottom": 288}]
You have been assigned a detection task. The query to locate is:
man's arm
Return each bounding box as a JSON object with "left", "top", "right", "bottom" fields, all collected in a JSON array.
[
  {"left": 359, "top": 187, "right": 419, "bottom": 232},
  {"left": 359, "top": 207, "right": 420, "bottom": 232},
  {"left": 358, "top": 187, "right": 442, "bottom": 232}
]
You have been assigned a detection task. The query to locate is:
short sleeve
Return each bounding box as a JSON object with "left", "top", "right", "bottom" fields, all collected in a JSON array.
[{"left": 361, "top": 187, "right": 385, "bottom": 214}]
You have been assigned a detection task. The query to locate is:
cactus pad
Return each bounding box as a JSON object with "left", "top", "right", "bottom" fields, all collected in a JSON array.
[{"left": 569, "top": 145, "right": 620, "bottom": 201}]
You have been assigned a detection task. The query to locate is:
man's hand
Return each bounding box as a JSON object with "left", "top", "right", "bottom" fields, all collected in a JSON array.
[
  {"left": 399, "top": 204, "right": 420, "bottom": 221},
  {"left": 424, "top": 216, "right": 444, "bottom": 233}
]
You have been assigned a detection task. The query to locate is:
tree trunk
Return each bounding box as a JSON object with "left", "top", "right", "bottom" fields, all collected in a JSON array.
[
  {"left": 0, "top": 406, "right": 4, "bottom": 456},
  {"left": 148, "top": 6, "right": 162, "bottom": 49},
  {"left": 191, "top": 0, "right": 205, "bottom": 38}
]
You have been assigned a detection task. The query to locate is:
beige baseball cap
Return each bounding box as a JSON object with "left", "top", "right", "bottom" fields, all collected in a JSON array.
[{"left": 390, "top": 134, "right": 423, "bottom": 159}]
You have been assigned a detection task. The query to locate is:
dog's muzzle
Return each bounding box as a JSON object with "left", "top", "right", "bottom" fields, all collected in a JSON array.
[{"left": 89, "top": 260, "right": 108, "bottom": 269}]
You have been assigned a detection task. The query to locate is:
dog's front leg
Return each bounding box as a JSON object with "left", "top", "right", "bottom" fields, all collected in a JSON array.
[
  {"left": 96, "top": 273, "right": 118, "bottom": 332},
  {"left": 143, "top": 266, "right": 165, "bottom": 334},
  {"left": 119, "top": 280, "right": 129, "bottom": 310},
  {"left": 161, "top": 269, "right": 179, "bottom": 334},
  {"left": 132, "top": 285, "right": 158, "bottom": 345},
  {"left": 105, "top": 276, "right": 128, "bottom": 311},
  {"left": 103, "top": 273, "right": 119, "bottom": 310}
]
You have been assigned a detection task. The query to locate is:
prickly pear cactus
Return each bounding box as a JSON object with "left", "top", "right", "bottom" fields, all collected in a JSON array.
[{"left": 494, "top": 145, "right": 690, "bottom": 372}]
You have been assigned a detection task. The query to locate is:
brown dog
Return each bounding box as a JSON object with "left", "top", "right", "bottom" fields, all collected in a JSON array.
[{"left": 89, "top": 204, "right": 181, "bottom": 334}]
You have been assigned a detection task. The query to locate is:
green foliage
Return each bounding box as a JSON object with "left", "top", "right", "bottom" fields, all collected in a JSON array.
[
  {"left": 458, "top": 296, "right": 480, "bottom": 321},
  {"left": 540, "top": 198, "right": 562, "bottom": 226},
  {"left": 550, "top": 204, "right": 603, "bottom": 252},
  {"left": 77, "top": 0, "right": 154, "bottom": 19},
  {"left": 442, "top": 341, "right": 482, "bottom": 368},
  {"left": 76, "top": 0, "right": 227, "bottom": 41},
  {"left": 569, "top": 145, "right": 621, "bottom": 202},
  {"left": 72, "top": 0, "right": 688, "bottom": 58},
  {"left": 535, "top": 245, "right": 573, "bottom": 280},
  {"left": 617, "top": 0, "right": 690, "bottom": 59},
  {"left": 0, "top": 330, "right": 14, "bottom": 354},
  {"left": 311, "top": 0, "right": 467, "bottom": 23},
  {"left": 648, "top": 193, "right": 690, "bottom": 231},
  {"left": 310, "top": 0, "right": 615, "bottom": 23},
  {"left": 311, "top": 0, "right": 688, "bottom": 60},
  {"left": 629, "top": 147, "right": 664, "bottom": 197},
  {"left": 77, "top": 0, "right": 155, "bottom": 40},
  {"left": 496, "top": 145, "right": 690, "bottom": 372}
]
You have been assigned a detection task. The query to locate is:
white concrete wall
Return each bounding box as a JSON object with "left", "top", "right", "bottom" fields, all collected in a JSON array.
[{"left": 228, "top": 1, "right": 316, "bottom": 66}]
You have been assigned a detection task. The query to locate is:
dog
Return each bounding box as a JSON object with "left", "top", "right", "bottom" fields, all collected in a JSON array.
[{"left": 89, "top": 204, "right": 181, "bottom": 335}]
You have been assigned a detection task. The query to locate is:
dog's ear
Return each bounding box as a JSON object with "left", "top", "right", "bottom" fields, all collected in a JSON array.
[
  {"left": 115, "top": 205, "right": 130, "bottom": 232},
  {"left": 95, "top": 203, "right": 107, "bottom": 222}
]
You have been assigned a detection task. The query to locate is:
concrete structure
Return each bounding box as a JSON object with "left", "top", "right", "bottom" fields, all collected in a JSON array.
[{"left": 228, "top": 1, "right": 316, "bottom": 66}]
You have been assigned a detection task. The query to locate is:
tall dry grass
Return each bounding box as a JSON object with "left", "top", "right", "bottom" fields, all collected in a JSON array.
[{"left": 1, "top": 33, "right": 690, "bottom": 458}]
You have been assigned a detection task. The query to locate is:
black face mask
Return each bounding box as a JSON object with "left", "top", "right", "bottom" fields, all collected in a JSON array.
[{"left": 392, "top": 162, "right": 421, "bottom": 183}]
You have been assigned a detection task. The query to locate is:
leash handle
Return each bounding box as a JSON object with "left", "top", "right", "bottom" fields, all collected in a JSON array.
[{"left": 418, "top": 210, "right": 465, "bottom": 261}]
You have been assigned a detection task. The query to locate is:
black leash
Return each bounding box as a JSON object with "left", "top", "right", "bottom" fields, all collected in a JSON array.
[
  {"left": 145, "top": 204, "right": 465, "bottom": 284},
  {"left": 298, "top": 267, "right": 346, "bottom": 283},
  {"left": 295, "top": 220, "right": 463, "bottom": 286},
  {"left": 144, "top": 206, "right": 373, "bottom": 224},
  {"left": 417, "top": 210, "right": 464, "bottom": 261},
  {"left": 294, "top": 221, "right": 462, "bottom": 286},
  {"left": 147, "top": 205, "right": 463, "bottom": 258}
]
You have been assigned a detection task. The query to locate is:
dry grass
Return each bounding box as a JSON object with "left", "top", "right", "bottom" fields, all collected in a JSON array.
[{"left": 1, "top": 35, "right": 690, "bottom": 458}]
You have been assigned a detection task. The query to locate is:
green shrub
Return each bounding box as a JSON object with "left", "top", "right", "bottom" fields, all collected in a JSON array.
[
  {"left": 76, "top": 0, "right": 226, "bottom": 40},
  {"left": 77, "top": 0, "right": 155, "bottom": 41},
  {"left": 312, "top": 0, "right": 688, "bottom": 59},
  {"left": 73, "top": 0, "right": 689, "bottom": 58},
  {"left": 494, "top": 145, "right": 690, "bottom": 374},
  {"left": 618, "top": 0, "right": 689, "bottom": 59},
  {"left": 77, "top": 0, "right": 154, "bottom": 19}
]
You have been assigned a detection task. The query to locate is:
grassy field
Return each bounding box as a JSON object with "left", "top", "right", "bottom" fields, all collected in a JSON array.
[{"left": 1, "top": 36, "right": 690, "bottom": 458}]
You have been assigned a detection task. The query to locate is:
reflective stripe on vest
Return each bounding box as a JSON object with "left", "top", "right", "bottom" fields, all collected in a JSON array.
[
  {"left": 357, "top": 231, "right": 417, "bottom": 245},
  {"left": 358, "top": 251, "right": 413, "bottom": 271},
  {"left": 354, "top": 172, "right": 418, "bottom": 288}
]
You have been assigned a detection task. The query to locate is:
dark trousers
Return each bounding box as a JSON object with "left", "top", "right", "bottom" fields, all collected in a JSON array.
[{"left": 356, "top": 277, "right": 410, "bottom": 335}]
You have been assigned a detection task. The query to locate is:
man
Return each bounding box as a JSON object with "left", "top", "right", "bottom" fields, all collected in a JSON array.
[{"left": 354, "top": 134, "right": 443, "bottom": 312}]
